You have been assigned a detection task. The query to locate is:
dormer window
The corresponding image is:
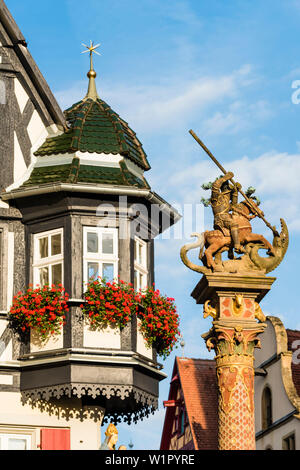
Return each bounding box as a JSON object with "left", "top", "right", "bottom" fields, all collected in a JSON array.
[
  {"left": 83, "top": 227, "right": 118, "bottom": 284},
  {"left": 134, "top": 237, "right": 148, "bottom": 290},
  {"left": 33, "top": 229, "right": 63, "bottom": 287}
]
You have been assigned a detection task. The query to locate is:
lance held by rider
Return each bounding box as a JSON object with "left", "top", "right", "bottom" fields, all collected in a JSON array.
[{"left": 189, "top": 129, "right": 279, "bottom": 238}]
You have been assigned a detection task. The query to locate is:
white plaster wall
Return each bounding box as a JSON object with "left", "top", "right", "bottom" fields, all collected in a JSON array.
[
  {"left": 0, "top": 392, "right": 103, "bottom": 450},
  {"left": 77, "top": 151, "right": 122, "bottom": 167},
  {"left": 256, "top": 418, "right": 300, "bottom": 450},
  {"left": 83, "top": 324, "right": 121, "bottom": 349},
  {"left": 136, "top": 320, "right": 153, "bottom": 359},
  {"left": 0, "top": 200, "right": 9, "bottom": 209},
  {"left": 254, "top": 320, "right": 277, "bottom": 368},
  {"left": 30, "top": 328, "right": 64, "bottom": 353},
  {"left": 0, "top": 374, "right": 13, "bottom": 385},
  {"left": 0, "top": 339, "right": 12, "bottom": 361},
  {"left": 27, "top": 110, "right": 48, "bottom": 151},
  {"left": 14, "top": 78, "right": 29, "bottom": 114},
  {"left": 35, "top": 154, "right": 75, "bottom": 168},
  {"left": 13, "top": 131, "right": 27, "bottom": 182},
  {"left": 254, "top": 317, "right": 300, "bottom": 449},
  {"left": 7, "top": 232, "right": 14, "bottom": 311},
  {"left": 124, "top": 158, "right": 145, "bottom": 178},
  {"left": 255, "top": 360, "right": 295, "bottom": 432},
  {"left": 0, "top": 318, "right": 8, "bottom": 337}
]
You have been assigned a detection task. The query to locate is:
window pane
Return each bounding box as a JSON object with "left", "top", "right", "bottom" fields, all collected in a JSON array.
[
  {"left": 52, "top": 263, "right": 62, "bottom": 285},
  {"left": 87, "top": 232, "right": 98, "bottom": 253},
  {"left": 51, "top": 234, "right": 61, "bottom": 256},
  {"left": 103, "top": 263, "right": 114, "bottom": 281},
  {"left": 102, "top": 233, "right": 114, "bottom": 254},
  {"left": 88, "top": 262, "right": 99, "bottom": 280},
  {"left": 39, "top": 267, "right": 49, "bottom": 286},
  {"left": 138, "top": 244, "right": 143, "bottom": 265},
  {"left": 39, "top": 237, "right": 48, "bottom": 259},
  {"left": 8, "top": 438, "right": 27, "bottom": 450}
]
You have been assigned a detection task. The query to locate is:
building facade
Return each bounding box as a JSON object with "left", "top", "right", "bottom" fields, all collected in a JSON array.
[
  {"left": 0, "top": 1, "right": 179, "bottom": 450},
  {"left": 254, "top": 317, "right": 300, "bottom": 450},
  {"left": 161, "top": 317, "right": 300, "bottom": 450},
  {"left": 160, "top": 357, "right": 218, "bottom": 450}
]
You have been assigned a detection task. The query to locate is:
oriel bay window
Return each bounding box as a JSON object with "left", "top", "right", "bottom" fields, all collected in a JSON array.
[
  {"left": 33, "top": 229, "right": 63, "bottom": 287},
  {"left": 83, "top": 227, "right": 118, "bottom": 283}
]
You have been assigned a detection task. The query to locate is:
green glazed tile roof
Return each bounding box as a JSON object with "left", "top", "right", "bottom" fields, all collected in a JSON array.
[
  {"left": 34, "top": 97, "right": 150, "bottom": 171},
  {"left": 21, "top": 158, "right": 150, "bottom": 189}
]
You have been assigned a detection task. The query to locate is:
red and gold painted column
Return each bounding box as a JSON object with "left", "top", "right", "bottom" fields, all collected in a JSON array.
[{"left": 192, "top": 274, "right": 275, "bottom": 450}]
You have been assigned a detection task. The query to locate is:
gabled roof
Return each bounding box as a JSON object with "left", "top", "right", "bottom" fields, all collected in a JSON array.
[
  {"left": 160, "top": 357, "right": 218, "bottom": 450},
  {"left": 287, "top": 329, "right": 300, "bottom": 398},
  {"left": 0, "top": 0, "right": 66, "bottom": 128},
  {"left": 177, "top": 358, "right": 218, "bottom": 450}
]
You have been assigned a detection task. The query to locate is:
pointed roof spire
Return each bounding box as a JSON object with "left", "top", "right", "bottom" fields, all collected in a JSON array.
[{"left": 82, "top": 40, "right": 101, "bottom": 100}]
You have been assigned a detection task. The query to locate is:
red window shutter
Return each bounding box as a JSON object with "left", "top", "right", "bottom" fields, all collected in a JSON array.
[{"left": 40, "top": 429, "right": 70, "bottom": 450}]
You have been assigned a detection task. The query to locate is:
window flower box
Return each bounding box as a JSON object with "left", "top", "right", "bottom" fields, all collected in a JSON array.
[
  {"left": 82, "top": 278, "right": 180, "bottom": 359},
  {"left": 8, "top": 284, "right": 69, "bottom": 342}
]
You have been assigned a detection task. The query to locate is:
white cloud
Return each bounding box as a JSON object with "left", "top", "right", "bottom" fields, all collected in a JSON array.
[
  {"left": 161, "top": 0, "right": 202, "bottom": 28},
  {"left": 161, "top": 149, "right": 300, "bottom": 233},
  {"left": 54, "top": 64, "right": 256, "bottom": 135},
  {"left": 203, "top": 100, "right": 274, "bottom": 136}
]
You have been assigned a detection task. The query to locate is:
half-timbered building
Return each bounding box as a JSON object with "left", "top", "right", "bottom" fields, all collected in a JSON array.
[{"left": 0, "top": 0, "right": 179, "bottom": 450}]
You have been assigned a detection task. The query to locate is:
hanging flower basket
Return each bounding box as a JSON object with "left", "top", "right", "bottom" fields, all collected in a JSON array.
[
  {"left": 81, "top": 278, "right": 180, "bottom": 359},
  {"left": 8, "top": 284, "right": 69, "bottom": 341},
  {"left": 137, "top": 286, "right": 180, "bottom": 359},
  {"left": 81, "top": 278, "right": 139, "bottom": 330}
]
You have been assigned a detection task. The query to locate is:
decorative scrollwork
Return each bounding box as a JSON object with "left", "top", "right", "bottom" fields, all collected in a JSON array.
[
  {"left": 203, "top": 300, "right": 218, "bottom": 320},
  {"left": 21, "top": 382, "right": 158, "bottom": 425}
]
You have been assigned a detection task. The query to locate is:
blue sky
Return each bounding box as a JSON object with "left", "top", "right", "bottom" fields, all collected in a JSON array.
[{"left": 6, "top": 0, "right": 300, "bottom": 450}]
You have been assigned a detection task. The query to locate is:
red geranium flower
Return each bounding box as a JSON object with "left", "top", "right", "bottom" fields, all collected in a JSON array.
[{"left": 8, "top": 285, "right": 69, "bottom": 341}]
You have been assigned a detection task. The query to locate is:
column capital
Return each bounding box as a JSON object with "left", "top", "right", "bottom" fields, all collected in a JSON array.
[{"left": 192, "top": 273, "right": 276, "bottom": 305}]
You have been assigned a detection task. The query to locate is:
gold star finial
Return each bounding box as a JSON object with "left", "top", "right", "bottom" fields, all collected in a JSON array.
[
  {"left": 82, "top": 40, "right": 101, "bottom": 58},
  {"left": 82, "top": 40, "right": 101, "bottom": 100}
]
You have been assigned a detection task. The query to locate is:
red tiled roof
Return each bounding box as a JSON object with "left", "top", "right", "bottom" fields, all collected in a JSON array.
[
  {"left": 287, "top": 329, "right": 300, "bottom": 397},
  {"left": 177, "top": 357, "right": 218, "bottom": 450}
]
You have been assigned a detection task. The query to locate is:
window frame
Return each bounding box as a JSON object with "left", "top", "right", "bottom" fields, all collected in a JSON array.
[
  {"left": 261, "top": 385, "right": 273, "bottom": 430},
  {"left": 0, "top": 432, "right": 32, "bottom": 450},
  {"left": 282, "top": 432, "right": 296, "bottom": 451},
  {"left": 83, "top": 226, "right": 119, "bottom": 284},
  {"left": 134, "top": 236, "right": 148, "bottom": 290},
  {"left": 33, "top": 228, "right": 64, "bottom": 287}
]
